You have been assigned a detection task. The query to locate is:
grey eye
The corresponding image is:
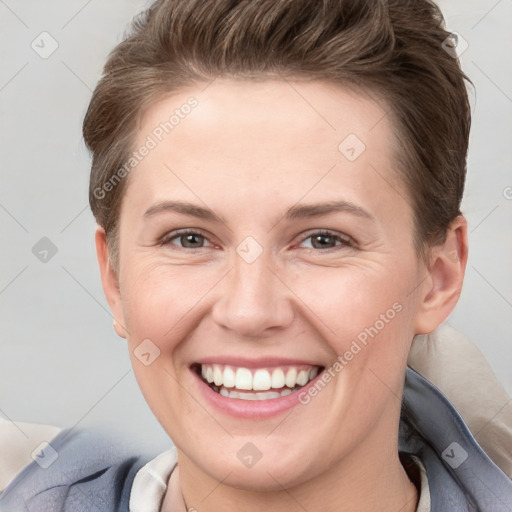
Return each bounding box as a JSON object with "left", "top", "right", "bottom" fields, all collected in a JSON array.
[
  {"left": 298, "top": 231, "right": 351, "bottom": 251},
  {"left": 178, "top": 233, "right": 205, "bottom": 248},
  {"left": 310, "top": 234, "right": 338, "bottom": 249}
]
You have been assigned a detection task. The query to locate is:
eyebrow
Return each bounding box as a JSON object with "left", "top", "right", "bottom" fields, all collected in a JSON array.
[
  {"left": 144, "top": 201, "right": 227, "bottom": 224},
  {"left": 143, "top": 199, "right": 374, "bottom": 223},
  {"left": 285, "top": 200, "right": 374, "bottom": 221}
]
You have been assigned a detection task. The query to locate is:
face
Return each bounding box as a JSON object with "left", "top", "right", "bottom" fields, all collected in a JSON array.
[{"left": 100, "top": 79, "right": 445, "bottom": 491}]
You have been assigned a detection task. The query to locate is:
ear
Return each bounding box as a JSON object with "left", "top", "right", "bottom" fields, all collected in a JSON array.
[
  {"left": 95, "top": 226, "right": 127, "bottom": 339},
  {"left": 413, "top": 216, "right": 468, "bottom": 335}
]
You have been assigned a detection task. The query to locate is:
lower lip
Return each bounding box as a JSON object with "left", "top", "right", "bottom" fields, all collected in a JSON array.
[{"left": 190, "top": 367, "right": 322, "bottom": 419}]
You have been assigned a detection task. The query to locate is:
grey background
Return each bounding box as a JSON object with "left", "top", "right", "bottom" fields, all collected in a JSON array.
[{"left": 1, "top": 0, "right": 511, "bottom": 454}]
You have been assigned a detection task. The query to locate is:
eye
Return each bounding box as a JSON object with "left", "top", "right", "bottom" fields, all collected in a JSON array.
[
  {"left": 160, "top": 230, "right": 213, "bottom": 249},
  {"left": 298, "top": 230, "right": 352, "bottom": 250}
]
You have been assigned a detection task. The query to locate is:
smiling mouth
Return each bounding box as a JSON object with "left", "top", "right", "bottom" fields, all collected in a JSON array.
[{"left": 192, "top": 363, "right": 324, "bottom": 401}]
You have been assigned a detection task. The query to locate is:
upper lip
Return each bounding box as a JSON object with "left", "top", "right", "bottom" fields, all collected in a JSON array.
[{"left": 193, "top": 356, "right": 324, "bottom": 368}]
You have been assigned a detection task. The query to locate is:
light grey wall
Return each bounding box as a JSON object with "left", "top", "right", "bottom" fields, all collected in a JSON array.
[{"left": 1, "top": 0, "right": 511, "bottom": 453}]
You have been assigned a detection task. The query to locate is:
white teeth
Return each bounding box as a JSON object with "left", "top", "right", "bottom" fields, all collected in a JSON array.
[
  {"left": 223, "top": 366, "right": 236, "bottom": 388},
  {"left": 259, "top": 391, "right": 280, "bottom": 400},
  {"left": 198, "top": 363, "right": 322, "bottom": 397},
  {"left": 253, "top": 369, "right": 272, "bottom": 390},
  {"left": 296, "top": 369, "right": 309, "bottom": 386},
  {"left": 285, "top": 368, "right": 297, "bottom": 388},
  {"left": 240, "top": 393, "right": 258, "bottom": 401},
  {"left": 218, "top": 386, "right": 294, "bottom": 400},
  {"left": 271, "top": 368, "right": 285, "bottom": 388},
  {"left": 235, "top": 368, "right": 253, "bottom": 390},
  {"left": 213, "top": 364, "right": 223, "bottom": 386}
]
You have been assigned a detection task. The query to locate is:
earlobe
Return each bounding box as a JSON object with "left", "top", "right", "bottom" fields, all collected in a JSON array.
[
  {"left": 413, "top": 216, "right": 468, "bottom": 335},
  {"left": 94, "top": 227, "right": 128, "bottom": 339}
]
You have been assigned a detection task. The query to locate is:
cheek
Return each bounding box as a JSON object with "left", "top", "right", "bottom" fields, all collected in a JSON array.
[
  {"left": 290, "top": 259, "right": 415, "bottom": 346},
  {"left": 289, "top": 258, "right": 418, "bottom": 408},
  {"left": 120, "top": 260, "right": 221, "bottom": 345}
]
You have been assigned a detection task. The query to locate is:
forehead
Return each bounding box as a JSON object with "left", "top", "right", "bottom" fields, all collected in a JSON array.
[
  {"left": 124, "top": 79, "right": 409, "bottom": 229},
  {"left": 137, "top": 78, "right": 391, "bottom": 153}
]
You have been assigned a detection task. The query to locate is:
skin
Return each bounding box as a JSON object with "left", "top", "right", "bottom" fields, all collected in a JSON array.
[{"left": 96, "top": 79, "right": 468, "bottom": 512}]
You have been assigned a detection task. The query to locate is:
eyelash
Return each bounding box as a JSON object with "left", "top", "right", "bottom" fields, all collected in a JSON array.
[{"left": 159, "top": 229, "right": 354, "bottom": 252}]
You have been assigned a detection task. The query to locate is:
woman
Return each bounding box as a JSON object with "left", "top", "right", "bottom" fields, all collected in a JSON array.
[{"left": 1, "top": 0, "right": 511, "bottom": 510}]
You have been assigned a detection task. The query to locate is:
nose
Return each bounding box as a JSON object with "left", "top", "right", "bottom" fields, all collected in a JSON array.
[{"left": 211, "top": 252, "right": 294, "bottom": 338}]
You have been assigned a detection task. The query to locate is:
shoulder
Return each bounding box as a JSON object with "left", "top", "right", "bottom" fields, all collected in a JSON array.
[
  {"left": 408, "top": 323, "right": 512, "bottom": 478},
  {"left": 0, "top": 425, "right": 155, "bottom": 512},
  {"left": 0, "top": 418, "right": 61, "bottom": 493},
  {"left": 401, "top": 366, "right": 512, "bottom": 511}
]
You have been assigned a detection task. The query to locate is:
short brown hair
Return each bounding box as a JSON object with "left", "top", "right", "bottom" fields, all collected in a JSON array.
[{"left": 83, "top": 0, "right": 471, "bottom": 271}]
